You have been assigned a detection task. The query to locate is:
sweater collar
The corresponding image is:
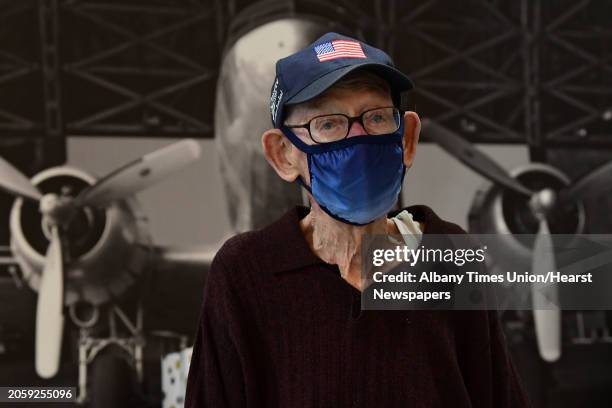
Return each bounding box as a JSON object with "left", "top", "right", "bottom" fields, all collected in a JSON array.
[{"left": 258, "top": 204, "right": 453, "bottom": 276}]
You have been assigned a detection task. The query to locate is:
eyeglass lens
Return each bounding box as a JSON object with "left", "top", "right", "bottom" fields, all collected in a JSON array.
[{"left": 310, "top": 107, "right": 399, "bottom": 143}]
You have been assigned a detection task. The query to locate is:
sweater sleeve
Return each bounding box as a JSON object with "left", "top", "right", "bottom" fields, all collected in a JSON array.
[{"left": 184, "top": 250, "right": 246, "bottom": 408}]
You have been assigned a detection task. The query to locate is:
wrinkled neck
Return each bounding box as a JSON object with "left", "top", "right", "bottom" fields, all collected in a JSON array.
[{"left": 300, "top": 199, "right": 397, "bottom": 289}]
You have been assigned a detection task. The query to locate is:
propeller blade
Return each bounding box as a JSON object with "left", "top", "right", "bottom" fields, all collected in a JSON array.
[
  {"left": 35, "top": 226, "right": 65, "bottom": 378},
  {"left": 75, "top": 139, "right": 201, "bottom": 207},
  {"left": 421, "top": 119, "right": 532, "bottom": 197},
  {"left": 531, "top": 218, "right": 561, "bottom": 362},
  {"left": 0, "top": 156, "right": 42, "bottom": 201},
  {"left": 557, "top": 159, "right": 612, "bottom": 207}
]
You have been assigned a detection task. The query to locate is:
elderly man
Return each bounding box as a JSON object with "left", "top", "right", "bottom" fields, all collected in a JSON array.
[{"left": 186, "top": 32, "right": 529, "bottom": 407}]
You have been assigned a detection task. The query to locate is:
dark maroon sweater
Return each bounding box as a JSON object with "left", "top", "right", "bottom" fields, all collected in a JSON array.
[{"left": 185, "top": 205, "right": 530, "bottom": 407}]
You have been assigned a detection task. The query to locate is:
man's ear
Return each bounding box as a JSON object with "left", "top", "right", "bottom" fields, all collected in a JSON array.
[
  {"left": 261, "top": 129, "right": 302, "bottom": 183},
  {"left": 402, "top": 111, "right": 421, "bottom": 168}
]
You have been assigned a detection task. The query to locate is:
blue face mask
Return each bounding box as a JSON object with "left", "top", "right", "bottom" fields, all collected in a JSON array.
[{"left": 280, "top": 122, "right": 406, "bottom": 226}]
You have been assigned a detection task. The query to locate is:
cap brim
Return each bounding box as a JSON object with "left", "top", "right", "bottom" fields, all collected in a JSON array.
[{"left": 285, "top": 63, "right": 414, "bottom": 106}]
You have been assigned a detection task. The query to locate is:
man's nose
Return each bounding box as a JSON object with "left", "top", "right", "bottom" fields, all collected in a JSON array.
[{"left": 347, "top": 121, "right": 367, "bottom": 138}]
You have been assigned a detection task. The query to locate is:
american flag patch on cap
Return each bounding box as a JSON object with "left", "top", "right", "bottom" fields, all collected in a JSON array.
[{"left": 314, "top": 40, "right": 366, "bottom": 62}]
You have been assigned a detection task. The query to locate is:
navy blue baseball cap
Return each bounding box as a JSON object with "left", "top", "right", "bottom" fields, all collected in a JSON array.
[{"left": 269, "top": 32, "right": 414, "bottom": 128}]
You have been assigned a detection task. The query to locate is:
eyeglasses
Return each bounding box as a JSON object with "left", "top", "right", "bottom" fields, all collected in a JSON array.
[{"left": 285, "top": 106, "right": 401, "bottom": 144}]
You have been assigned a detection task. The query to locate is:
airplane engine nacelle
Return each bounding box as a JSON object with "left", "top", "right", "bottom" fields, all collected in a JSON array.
[
  {"left": 9, "top": 166, "right": 151, "bottom": 306},
  {"left": 468, "top": 162, "right": 586, "bottom": 268}
]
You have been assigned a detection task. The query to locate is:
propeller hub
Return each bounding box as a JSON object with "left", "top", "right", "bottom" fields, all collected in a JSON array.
[
  {"left": 529, "top": 188, "right": 557, "bottom": 219},
  {"left": 39, "top": 193, "right": 77, "bottom": 227},
  {"left": 39, "top": 193, "right": 59, "bottom": 215}
]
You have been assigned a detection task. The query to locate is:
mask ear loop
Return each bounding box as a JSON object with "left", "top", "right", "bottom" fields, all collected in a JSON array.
[
  {"left": 296, "top": 176, "right": 312, "bottom": 195},
  {"left": 279, "top": 125, "right": 314, "bottom": 153},
  {"left": 277, "top": 126, "right": 313, "bottom": 204}
]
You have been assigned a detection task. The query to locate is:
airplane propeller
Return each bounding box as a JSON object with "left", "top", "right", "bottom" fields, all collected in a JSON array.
[
  {"left": 529, "top": 189, "right": 561, "bottom": 362},
  {"left": 0, "top": 157, "right": 43, "bottom": 201},
  {"left": 419, "top": 119, "right": 533, "bottom": 197},
  {"left": 0, "top": 139, "right": 201, "bottom": 378},
  {"left": 74, "top": 139, "right": 201, "bottom": 208},
  {"left": 422, "top": 119, "right": 612, "bottom": 362},
  {"left": 35, "top": 225, "right": 64, "bottom": 378},
  {"left": 556, "top": 160, "right": 612, "bottom": 207}
]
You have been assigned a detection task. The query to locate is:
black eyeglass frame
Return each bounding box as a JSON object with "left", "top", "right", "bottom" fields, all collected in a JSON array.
[{"left": 284, "top": 106, "right": 402, "bottom": 144}]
